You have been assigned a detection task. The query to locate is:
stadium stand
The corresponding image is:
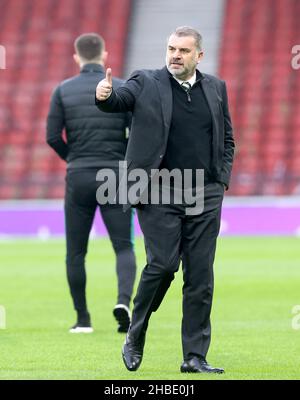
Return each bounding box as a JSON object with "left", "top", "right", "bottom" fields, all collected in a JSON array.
[
  {"left": 0, "top": 0, "right": 132, "bottom": 199},
  {"left": 219, "top": 0, "right": 300, "bottom": 195},
  {"left": 1, "top": 0, "right": 299, "bottom": 198},
  {"left": 125, "top": 0, "right": 225, "bottom": 76}
]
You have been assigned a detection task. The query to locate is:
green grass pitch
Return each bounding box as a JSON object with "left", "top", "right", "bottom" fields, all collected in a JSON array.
[{"left": 0, "top": 237, "right": 300, "bottom": 380}]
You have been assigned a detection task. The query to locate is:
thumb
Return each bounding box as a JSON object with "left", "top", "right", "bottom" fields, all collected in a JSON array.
[{"left": 106, "top": 68, "right": 112, "bottom": 85}]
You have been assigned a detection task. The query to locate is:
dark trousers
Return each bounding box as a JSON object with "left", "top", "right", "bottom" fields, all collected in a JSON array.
[
  {"left": 130, "top": 182, "right": 224, "bottom": 360},
  {"left": 65, "top": 168, "right": 136, "bottom": 315}
]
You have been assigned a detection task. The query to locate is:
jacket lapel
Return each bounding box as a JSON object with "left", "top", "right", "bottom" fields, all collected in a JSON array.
[
  {"left": 154, "top": 67, "right": 173, "bottom": 136},
  {"left": 200, "top": 76, "right": 220, "bottom": 117}
]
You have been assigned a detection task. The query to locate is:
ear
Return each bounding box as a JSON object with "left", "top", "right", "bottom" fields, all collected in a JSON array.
[
  {"left": 73, "top": 53, "right": 80, "bottom": 65},
  {"left": 197, "top": 51, "right": 204, "bottom": 63}
]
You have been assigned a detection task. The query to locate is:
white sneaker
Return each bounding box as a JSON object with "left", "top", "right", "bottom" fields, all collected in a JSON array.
[
  {"left": 113, "top": 304, "right": 131, "bottom": 333},
  {"left": 69, "top": 323, "right": 94, "bottom": 333}
]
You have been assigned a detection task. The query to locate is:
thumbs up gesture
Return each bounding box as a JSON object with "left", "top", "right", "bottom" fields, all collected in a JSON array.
[{"left": 96, "top": 68, "right": 113, "bottom": 101}]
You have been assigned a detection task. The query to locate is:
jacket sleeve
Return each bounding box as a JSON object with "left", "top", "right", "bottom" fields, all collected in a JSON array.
[
  {"left": 95, "top": 70, "right": 144, "bottom": 113},
  {"left": 46, "top": 85, "right": 68, "bottom": 161},
  {"left": 220, "top": 81, "right": 235, "bottom": 189}
]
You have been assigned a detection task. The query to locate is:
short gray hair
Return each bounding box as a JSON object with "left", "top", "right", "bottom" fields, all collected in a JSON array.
[{"left": 169, "top": 26, "right": 203, "bottom": 51}]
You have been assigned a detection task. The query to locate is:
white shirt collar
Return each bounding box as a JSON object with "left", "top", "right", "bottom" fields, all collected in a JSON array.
[{"left": 172, "top": 72, "right": 197, "bottom": 87}]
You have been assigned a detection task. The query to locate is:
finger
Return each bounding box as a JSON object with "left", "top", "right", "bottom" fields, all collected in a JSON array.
[
  {"left": 101, "top": 89, "right": 112, "bottom": 96},
  {"left": 106, "top": 68, "right": 112, "bottom": 85},
  {"left": 97, "top": 85, "right": 112, "bottom": 100},
  {"left": 101, "top": 81, "right": 112, "bottom": 89}
]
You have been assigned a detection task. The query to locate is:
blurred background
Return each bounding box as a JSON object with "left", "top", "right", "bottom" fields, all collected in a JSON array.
[{"left": 0, "top": 0, "right": 300, "bottom": 237}]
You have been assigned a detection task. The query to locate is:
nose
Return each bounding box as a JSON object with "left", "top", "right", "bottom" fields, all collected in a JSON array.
[{"left": 173, "top": 49, "right": 182, "bottom": 58}]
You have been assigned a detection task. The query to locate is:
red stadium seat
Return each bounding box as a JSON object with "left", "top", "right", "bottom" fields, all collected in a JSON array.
[
  {"left": 219, "top": 0, "right": 300, "bottom": 195},
  {"left": 0, "top": 0, "right": 132, "bottom": 199}
]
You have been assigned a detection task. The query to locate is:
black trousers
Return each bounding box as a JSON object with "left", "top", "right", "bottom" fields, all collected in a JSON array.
[
  {"left": 130, "top": 182, "right": 224, "bottom": 360},
  {"left": 65, "top": 168, "right": 136, "bottom": 314}
]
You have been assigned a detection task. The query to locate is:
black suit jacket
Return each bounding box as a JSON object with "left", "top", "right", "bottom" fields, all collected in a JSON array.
[{"left": 96, "top": 66, "right": 235, "bottom": 208}]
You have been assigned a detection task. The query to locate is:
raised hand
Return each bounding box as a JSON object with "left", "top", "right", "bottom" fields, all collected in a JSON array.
[{"left": 96, "top": 68, "right": 113, "bottom": 101}]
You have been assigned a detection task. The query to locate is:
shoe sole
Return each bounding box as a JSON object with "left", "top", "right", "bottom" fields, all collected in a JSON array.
[
  {"left": 69, "top": 327, "right": 94, "bottom": 333},
  {"left": 180, "top": 367, "right": 224, "bottom": 374},
  {"left": 113, "top": 307, "right": 130, "bottom": 333}
]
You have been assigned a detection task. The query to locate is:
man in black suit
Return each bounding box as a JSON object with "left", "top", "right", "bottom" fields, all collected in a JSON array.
[
  {"left": 95, "top": 27, "right": 234, "bottom": 373},
  {"left": 47, "top": 33, "right": 136, "bottom": 334}
]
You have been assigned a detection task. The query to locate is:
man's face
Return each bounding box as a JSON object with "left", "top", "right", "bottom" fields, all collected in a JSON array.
[{"left": 166, "top": 34, "right": 203, "bottom": 80}]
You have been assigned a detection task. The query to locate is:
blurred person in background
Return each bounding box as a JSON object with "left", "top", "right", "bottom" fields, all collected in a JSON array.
[
  {"left": 96, "top": 26, "right": 234, "bottom": 373},
  {"left": 47, "top": 33, "right": 136, "bottom": 334}
]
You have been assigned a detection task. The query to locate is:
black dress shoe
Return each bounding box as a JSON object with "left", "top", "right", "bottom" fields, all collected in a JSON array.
[
  {"left": 180, "top": 357, "right": 224, "bottom": 374},
  {"left": 122, "top": 334, "right": 145, "bottom": 371}
]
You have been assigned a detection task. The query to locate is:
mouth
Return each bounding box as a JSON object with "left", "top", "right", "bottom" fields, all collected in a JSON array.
[{"left": 170, "top": 62, "right": 183, "bottom": 67}]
